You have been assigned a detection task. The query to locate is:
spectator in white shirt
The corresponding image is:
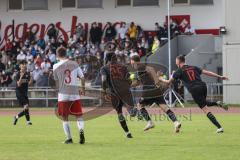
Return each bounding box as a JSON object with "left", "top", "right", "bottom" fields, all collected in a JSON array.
[
  {"left": 184, "top": 24, "right": 195, "bottom": 35},
  {"left": 16, "top": 50, "right": 26, "bottom": 62},
  {"left": 118, "top": 22, "right": 128, "bottom": 40},
  {"left": 40, "top": 59, "right": 51, "bottom": 74},
  {"left": 48, "top": 50, "right": 56, "bottom": 64},
  {"left": 32, "top": 65, "right": 43, "bottom": 85},
  {"left": 26, "top": 50, "right": 33, "bottom": 62}
]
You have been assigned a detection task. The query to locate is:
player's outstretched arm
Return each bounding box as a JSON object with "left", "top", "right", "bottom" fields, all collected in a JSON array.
[
  {"left": 202, "top": 70, "right": 229, "bottom": 80},
  {"left": 159, "top": 77, "right": 174, "bottom": 85}
]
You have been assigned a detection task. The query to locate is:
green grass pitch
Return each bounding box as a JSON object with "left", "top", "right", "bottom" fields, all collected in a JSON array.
[{"left": 0, "top": 114, "right": 240, "bottom": 160}]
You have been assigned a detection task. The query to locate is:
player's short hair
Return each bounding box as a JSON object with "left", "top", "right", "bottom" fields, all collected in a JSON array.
[
  {"left": 131, "top": 55, "right": 141, "bottom": 62},
  {"left": 19, "top": 60, "right": 27, "bottom": 65},
  {"left": 176, "top": 55, "right": 186, "bottom": 63},
  {"left": 57, "top": 47, "right": 67, "bottom": 58}
]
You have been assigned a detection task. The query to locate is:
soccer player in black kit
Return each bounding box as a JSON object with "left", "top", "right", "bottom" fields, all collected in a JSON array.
[
  {"left": 100, "top": 52, "right": 153, "bottom": 138},
  {"left": 160, "top": 55, "right": 229, "bottom": 133},
  {"left": 130, "top": 55, "right": 182, "bottom": 133},
  {"left": 13, "top": 60, "right": 33, "bottom": 125}
]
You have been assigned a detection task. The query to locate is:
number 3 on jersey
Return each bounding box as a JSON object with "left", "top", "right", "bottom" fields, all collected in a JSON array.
[{"left": 64, "top": 69, "right": 72, "bottom": 84}]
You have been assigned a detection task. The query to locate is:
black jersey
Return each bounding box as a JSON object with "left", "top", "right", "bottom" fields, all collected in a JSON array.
[
  {"left": 16, "top": 72, "right": 31, "bottom": 96},
  {"left": 173, "top": 65, "right": 204, "bottom": 90},
  {"left": 136, "top": 64, "right": 156, "bottom": 90},
  {"left": 100, "top": 62, "right": 131, "bottom": 94}
]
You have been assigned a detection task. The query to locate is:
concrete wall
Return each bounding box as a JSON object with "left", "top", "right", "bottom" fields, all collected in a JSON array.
[{"left": 223, "top": 0, "right": 240, "bottom": 104}]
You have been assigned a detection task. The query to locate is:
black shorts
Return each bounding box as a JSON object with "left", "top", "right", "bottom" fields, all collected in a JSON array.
[
  {"left": 110, "top": 92, "right": 134, "bottom": 114},
  {"left": 189, "top": 84, "right": 207, "bottom": 109},
  {"left": 139, "top": 96, "right": 164, "bottom": 106},
  {"left": 16, "top": 94, "right": 29, "bottom": 106}
]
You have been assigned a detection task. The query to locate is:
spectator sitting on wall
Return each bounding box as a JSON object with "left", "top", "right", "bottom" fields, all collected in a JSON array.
[
  {"left": 104, "top": 22, "right": 117, "bottom": 42},
  {"left": 151, "top": 36, "right": 160, "bottom": 54},
  {"left": 90, "top": 22, "right": 102, "bottom": 46},
  {"left": 76, "top": 23, "right": 86, "bottom": 41},
  {"left": 47, "top": 24, "right": 58, "bottom": 40},
  {"left": 184, "top": 24, "right": 196, "bottom": 35}
]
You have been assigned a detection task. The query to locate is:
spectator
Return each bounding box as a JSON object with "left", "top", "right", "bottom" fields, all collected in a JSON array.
[
  {"left": 26, "top": 50, "right": 33, "bottom": 62},
  {"left": 136, "top": 42, "right": 146, "bottom": 58},
  {"left": 32, "top": 65, "right": 43, "bottom": 85},
  {"left": 155, "top": 22, "right": 165, "bottom": 40},
  {"left": 128, "top": 22, "right": 137, "bottom": 42},
  {"left": 90, "top": 22, "right": 102, "bottom": 45},
  {"left": 0, "top": 71, "right": 12, "bottom": 88},
  {"left": 0, "top": 55, "right": 6, "bottom": 72},
  {"left": 76, "top": 23, "right": 86, "bottom": 41},
  {"left": 78, "top": 42, "right": 87, "bottom": 55},
  {"left": 58, "top": 37, "right": 67, "bottom": 48},
  {"left": 118, "top": 22, "right": 128, "bottom": 41},
  {"left": 141, "top": 37, "right": 149, "bottom": 51},
  {"left": 48, "top": 50, "right": 56, "bottom": 65},
  {"left": 37, "top": 36, "right": 46, "bottom": 50},
  {"left": 151, "top": 36, "right": 160, "bottom": 54},
  {"left": 136, "top": 25, "right": 144, "bottom": 40},
  {"left": 34, "top": 54, "right": 43, "bottom": 67},
  {"left": 5, "top": 39, "right": 13, "bottom": 53},
  {"left": 16, "top": 50, "right": 26, "bottom": 62},
  {"left": 47, "top": 24, "right": 58, "bottom": 40},
  {"left": 24, "top": 28, "right": 35, "bottom": 43},
  {"left": 40, "top": 59, "right": 51, "bottom": 74},
  {"left": 89, "top": 45, "right": 98, "bottom": 56},
  {"left": 104, "top": 22, "right": 116, "bottom": 42},
  {"left": 184, "top": 24, "right": 195, "bottom": 35},
  {"left": 27, "top": 60, "right": 35, "bottom": 72}
]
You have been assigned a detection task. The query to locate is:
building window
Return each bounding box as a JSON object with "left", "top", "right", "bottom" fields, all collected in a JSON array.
[
  {"left": 9, "top": 0, "right": 22, "bottom": 10},
  {"left": 173, "top": 0, "right": 189, "bottom": 5},
  {"left": 190, "top": 0, "right": 213, "bottom": 5},
  {"left": 24, "top": 0, "right": 48, "bottom": 10},
  {"left": 133, "top": 0, "right": 159, "bottom": 6},
  {"left": 116, "top": 0, "right": 131, "bottom": 6},
  {"left": 77, "top": 0, "right": 102, "bottom": 8},
  {"left": 62, "top": 0, "right": 76, "bottom": 8}
]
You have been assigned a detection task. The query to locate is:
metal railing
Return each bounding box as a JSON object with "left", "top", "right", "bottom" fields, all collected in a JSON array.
[{"left": 0, "top": 86, "right": 102, "bottom": 107}]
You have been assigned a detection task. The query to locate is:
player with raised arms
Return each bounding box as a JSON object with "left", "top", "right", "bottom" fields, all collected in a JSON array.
[
  {"left": 52, "top": 47, "right": 86, "bottom": 144},
  {"left": 160, "top": 55, "right": 229, "bottom": 133}
]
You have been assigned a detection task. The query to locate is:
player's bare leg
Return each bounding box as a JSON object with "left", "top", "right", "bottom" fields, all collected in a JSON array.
[
  {"left": 76, "top": 116, "right": 85, "bottom": 144},
  {"left": 62, "top": 117, "right": 73, "bottom": 144},
  {"left": 158, "top": 105, "right": 181, "bottom": 133},
  {"left": 137, "top": 103, "right": 155, "bottom": 131},
  {"left": 202, "top": 106, "right": 224, "bottom": 133}
]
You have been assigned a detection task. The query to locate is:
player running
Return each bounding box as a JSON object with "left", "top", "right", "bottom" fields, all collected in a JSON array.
[
  {"left": 13, "top": 60, "right": 33, "bottom": 125},
  {"left": 160, "top": 55, "right": 229, "bottom": 133},
  {"left": 52, "top": 47, "right": 86, "bottom": 144},
  {"left": 100, "top": 52, "right": 153, "bottom": 138},
  {"left": 130, "top": 55, "right": 182, "bottom": 133}
]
